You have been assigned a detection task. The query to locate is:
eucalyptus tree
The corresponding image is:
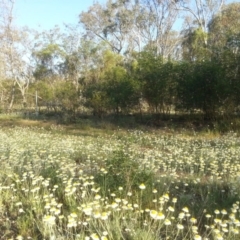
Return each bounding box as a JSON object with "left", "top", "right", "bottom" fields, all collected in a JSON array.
[
  {"left": 79, "top": 0, "right": 136, "bottom": 54},
  {"left": 136, "top": 0, "right": 180, "bottom": 59},
  {"left": 32, "top": 26, "right": 66, "bottom": 81},
  {"left": 177, "top": 0, "right": 224, "bottom": 62},
  {"left": 0, "top": 0, "right": 34, "bottom": 109},
  {"left": 61, "top": 37, "right": 110, "bottom": 86},
  {"left": 33, "top": 43, "right": 65, "bottom": 81},
  {"left": 208, "top": 2, "right": 240, "bottom": 114},
  {"left": 29, "top": 26, "right": 81, "bottom": 114},
  {"left": 208, "top": 2, "right": 240, "bottom": 56},
  {"left": 60, "top": 24, "right": 82, "bottom": 90},
  {"left": 176, "top": 0, "right": 224, "bottom": 45},
  {"left": 60, "top": 37, "right": 114, "bottom": 114},
  {"left": 80, "top": 0, "right": 181, "bottom": 59},
  {"left": 181, "top": 27, "right": 210, "bottom": 61}
]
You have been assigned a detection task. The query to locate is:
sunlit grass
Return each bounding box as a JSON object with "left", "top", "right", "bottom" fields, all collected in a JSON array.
[{"left": 0, "top": 122, "right": 240, "bottom": 239}]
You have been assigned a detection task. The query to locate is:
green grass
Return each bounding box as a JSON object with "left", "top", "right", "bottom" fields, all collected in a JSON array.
[{"left": 0, "top": 115, "right": 240, "bottom": 239}]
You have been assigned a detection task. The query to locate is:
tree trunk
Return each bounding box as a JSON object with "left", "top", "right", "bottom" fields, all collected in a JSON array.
[{"left": 8, "top": 81, "right": 16, "bottom": 111}]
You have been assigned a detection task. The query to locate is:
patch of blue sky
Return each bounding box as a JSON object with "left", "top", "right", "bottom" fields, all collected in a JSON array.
[
  {"left": 14, "top": 0, "right": 105, "bottom": 30},
  {"left": 14, "top": 0, "right": 238, "bottom": 31}
]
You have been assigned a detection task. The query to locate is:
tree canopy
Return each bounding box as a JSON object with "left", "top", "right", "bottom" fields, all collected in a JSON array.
[{"left": 0, "top": 0, "right": 240, "bottom": 121}]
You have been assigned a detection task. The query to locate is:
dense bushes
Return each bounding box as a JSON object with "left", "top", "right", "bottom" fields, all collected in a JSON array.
[
  {"left": 8, "top": 50, "right": 240, "bottom": 121},
  {"left": 26, "top": 55, "right": 240, "bottom": 121},
  {"left": 96, "top": 54, "right": 239, "bottom": 120}
]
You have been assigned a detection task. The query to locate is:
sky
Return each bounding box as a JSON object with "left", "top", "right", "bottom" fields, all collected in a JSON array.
[
  {"left": 13, "top": 0, "right": 239, "bottom": 31},
  {"left": 14, "top": 0, "right": 105, "bottom": 30}
]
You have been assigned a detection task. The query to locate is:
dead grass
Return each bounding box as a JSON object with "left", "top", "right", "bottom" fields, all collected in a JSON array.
[
  {"left": 0, "top": 114, "right": 233, "bottom": 140},
  {"left": 0, "top": 115, "right": 117, "bottom": 138},
  {"left": 0, "top": 117, "right": 55, "bottom": 129}
]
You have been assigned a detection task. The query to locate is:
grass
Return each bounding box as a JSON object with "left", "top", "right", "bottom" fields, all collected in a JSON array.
[{"left": 0, "top": 115, "right": 240, "bottom": 239}]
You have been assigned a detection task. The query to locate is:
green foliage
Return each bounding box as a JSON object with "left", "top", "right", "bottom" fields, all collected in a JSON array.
[
  {"left": 209, "top": 2, "right": 240, "bottom": 52},
  {"left": 33, "top": 65, "right": 50, "bottom": 80},
  {"left": 182, "top": 28, "right": 210, "bottom": 62},
  {"left": 103, "top": 66, "right": 140, "bottom": 113},
  {"left": 101, "top": 50, "right": 123, "bottom": 72},
  {"left": 29, "top": 81, "right": 54, "bottom": 103},
  {"left": 137, "top": 51, "right": 177, "bottom": 113},
  {"left": 55, "top": 81, "right": 79, "bottom": 113},
  {"left": 83, "top": 53, "right": 140, "bottom": 116},
  {"left": 83, "top": 82, "right": 108, "bottom": 117},
  {"left": 33, "top": 43, "right": 64, "bottom": 80},
  {"left": 5, "top": 2, "right": 240, "bottom": 124},
  {"left": 176, "top": 61, "right": 228, "bottom": 119},
  {"left": 95, "top": 150, "right": 154, "bottom": 197}
]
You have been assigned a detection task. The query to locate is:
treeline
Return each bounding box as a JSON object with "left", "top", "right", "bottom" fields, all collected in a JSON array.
[{"left": 0, "top": 0, "right": 240, "bottom": 121}]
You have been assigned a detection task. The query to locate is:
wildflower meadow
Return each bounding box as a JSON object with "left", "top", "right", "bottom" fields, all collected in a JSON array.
[{"left": 0, "top": 123, "right": 240, "bottom": 240}]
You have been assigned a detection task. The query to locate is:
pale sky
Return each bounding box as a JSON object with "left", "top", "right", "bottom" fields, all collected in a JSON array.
[
  {"left": 14, "top": 0, "right": 105, "bottom": 30},
  {"left": 13, "top": 0, "right": 239, "bottom": 31}
]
